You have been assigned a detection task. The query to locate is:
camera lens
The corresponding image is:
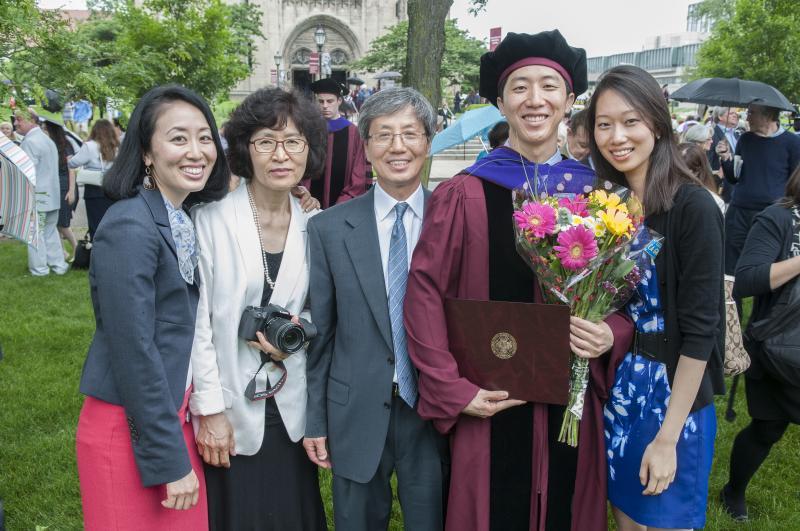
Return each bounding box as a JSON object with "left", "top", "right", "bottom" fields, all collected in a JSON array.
[{"left": 267, "top": 320, "right": 306, "bottom": 354}]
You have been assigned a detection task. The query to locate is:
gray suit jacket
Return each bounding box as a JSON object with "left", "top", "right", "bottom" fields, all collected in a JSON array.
[
  {"left": 306, "top": 187, "right": 430, "bottom": 483},
  {"left": 20, "top": 127, "right": 60, "bottom": 212},
  {"left": 79, "top": 188, "right": 199, "bottom": 487}
]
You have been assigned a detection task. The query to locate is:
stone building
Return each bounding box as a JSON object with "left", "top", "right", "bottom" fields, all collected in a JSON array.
[{"left": 232, "top": 0, "right": 408, "bottom": 97}]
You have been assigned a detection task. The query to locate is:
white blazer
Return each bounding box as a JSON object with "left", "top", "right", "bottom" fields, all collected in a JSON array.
[{"left": 189, "top": 182, "right": 317, "bottom": 454}]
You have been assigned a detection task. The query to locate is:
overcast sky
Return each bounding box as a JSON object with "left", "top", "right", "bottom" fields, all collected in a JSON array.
[
  {"left": 40, "top": 0, "right": 698, "bottom": 58},
  {"left": 449, "top": 0, "right": 698, "bottom": 57}
]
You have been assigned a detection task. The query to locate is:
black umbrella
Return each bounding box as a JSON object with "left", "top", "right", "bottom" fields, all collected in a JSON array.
[
  {"left": 346, "top": 77, "right": 365, "bottom": 86},
  {"left": 671, "top": 77, "right": 796, "bottom": 112}
]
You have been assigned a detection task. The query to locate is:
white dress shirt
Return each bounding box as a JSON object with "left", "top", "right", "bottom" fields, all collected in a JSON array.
[{"left": 373, "top": 181, "right": 424, "bottom": 382}]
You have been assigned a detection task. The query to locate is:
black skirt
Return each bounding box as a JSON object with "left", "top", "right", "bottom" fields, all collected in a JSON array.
[{"left": 204, "top": 398, "right": 327, "bottom": 531}]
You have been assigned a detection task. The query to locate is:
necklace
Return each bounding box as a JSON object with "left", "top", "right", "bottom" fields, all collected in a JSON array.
[{"left": 246, "top": 184, "right": 276, "bottom": 291}]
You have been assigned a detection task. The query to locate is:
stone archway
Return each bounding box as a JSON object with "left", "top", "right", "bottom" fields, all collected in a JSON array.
[{"left": 281, "top": 14, "right": 362, "bottom": 91}]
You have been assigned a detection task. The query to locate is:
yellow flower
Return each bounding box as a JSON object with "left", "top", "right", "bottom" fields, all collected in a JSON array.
[
  {"left": 592, "top": 190, "right": 628, "bottom": 213},
  {"left": 600, "top": 207, "right": 633, "bottom": 236},
  {"left": 572, "top": 215, "right": 584, "bottom": 226}
]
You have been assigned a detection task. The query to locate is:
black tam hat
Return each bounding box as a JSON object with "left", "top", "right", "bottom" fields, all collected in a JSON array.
[
  {"left": 310, "top": 78, "right": 347, "bottom": 97},
  {"left": 479, "top": 30, "right": 587, "bottom": 106}
]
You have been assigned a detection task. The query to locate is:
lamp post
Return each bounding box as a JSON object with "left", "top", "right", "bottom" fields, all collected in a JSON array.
[
  {"left": 273, "top": 51, "right": 283, "bottom": 88},
  {"left": 314, "top": 25, "right": 326, "bottom": 80}
]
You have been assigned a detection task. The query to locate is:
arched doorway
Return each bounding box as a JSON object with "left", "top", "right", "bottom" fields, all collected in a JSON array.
[{"left": 282, "top": 15, "right": 362, "bottom": 96}]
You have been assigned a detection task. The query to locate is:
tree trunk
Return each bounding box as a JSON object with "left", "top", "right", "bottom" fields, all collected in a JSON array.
[{"left": 406, "top": 0, "right": 452, "bottom": 186}]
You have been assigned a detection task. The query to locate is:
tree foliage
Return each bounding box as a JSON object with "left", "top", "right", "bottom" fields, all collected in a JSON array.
[
  {"left": 351, "top": 19, "right": 486, "bottom": 90},
  {"left": 4, "top": 0, "right": 263, "bottom": 110},
  {"left": 695, "top": 0, "right": 800, "bottom": 102}
]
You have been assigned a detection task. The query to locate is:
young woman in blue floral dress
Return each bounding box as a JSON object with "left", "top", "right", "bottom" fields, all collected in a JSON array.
[{"left": 587, "top": 65, "right": 726, "bottom": 530}]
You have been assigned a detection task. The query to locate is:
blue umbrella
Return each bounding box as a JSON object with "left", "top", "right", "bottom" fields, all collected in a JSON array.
[{"left": 430, "top": 105, "right": 505, "bottom": 155}]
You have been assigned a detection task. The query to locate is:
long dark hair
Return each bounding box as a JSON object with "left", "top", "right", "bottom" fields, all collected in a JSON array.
[
  {"left": 225, "top": 88, "right": 327, "bottom": 182},
  {"left": 89, "top": 119, "right": 119, "bottom": 163},
  {"left": 587, "top": 65, "right": 700, "bottom": 214},
  {"left": 103, "top": 85, "right": 230, "bottom": 206},
  {"left": 42, "top": 121, "right": 71, "bottom": 175},
  {"left": 779, "top": 163, "right": 800, "bottom": 208}
]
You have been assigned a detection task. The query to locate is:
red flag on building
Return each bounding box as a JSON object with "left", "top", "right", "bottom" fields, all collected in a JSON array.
[
  {"left": 270, "top": 69, "right": 278, "bottom": 84},
  {"left": 309, "top": 53, "right": 320, "bottom": 75},
  {"left": 490, "top": 27, "right": 502, "bottom": 51}
]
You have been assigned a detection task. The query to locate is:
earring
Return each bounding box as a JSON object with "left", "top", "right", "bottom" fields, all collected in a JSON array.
[{"left": 143, "top": 165, "right": 156, "bottom": 190}]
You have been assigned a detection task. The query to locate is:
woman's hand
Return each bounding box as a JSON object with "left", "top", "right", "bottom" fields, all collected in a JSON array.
[
  {"left": 461, "top": 389, "right": 526, "bottom": 418},
  {"left": 196, "top": 412, "right": 236, "bottom": 467},
  {"left": 247, "top": 315, "right": 303, "bottom": 361},
  {"left": 65, "top": 187, "right": 75, "bottom": 206},
  {"left": 162, "top": 469, "right": 200, "bottom": 510},
  {"left": 291, "top": 185, "right": 320, "bottom": 212},
  {"left": 569, "top": 316, "right": 613, "bottom": 359},
  {"left": 639, "top": 436, "right": 677, "bottom": 496}
]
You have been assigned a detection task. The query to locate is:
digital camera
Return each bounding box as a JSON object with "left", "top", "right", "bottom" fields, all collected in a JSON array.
[{"left": 238, "top": 304, "right": 317, "bottom": 354}]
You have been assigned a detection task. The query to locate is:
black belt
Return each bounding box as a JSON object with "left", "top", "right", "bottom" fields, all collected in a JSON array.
[{"left": 633, "top": 331, "right": 668, "bottom": 362}]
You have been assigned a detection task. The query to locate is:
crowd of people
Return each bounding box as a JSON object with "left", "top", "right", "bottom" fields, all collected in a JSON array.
[{"left": 3, "top": 26, "right": 799, "bottom": 531}]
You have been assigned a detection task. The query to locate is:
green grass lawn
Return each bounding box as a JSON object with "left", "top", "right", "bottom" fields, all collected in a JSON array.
[{"left": 0, "top": 239, "right": 797, "bottom": 530}]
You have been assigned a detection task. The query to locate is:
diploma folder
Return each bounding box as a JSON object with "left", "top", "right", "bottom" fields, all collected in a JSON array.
[{"left": 444, "top": 298, "right": 571, "bottom": 405}]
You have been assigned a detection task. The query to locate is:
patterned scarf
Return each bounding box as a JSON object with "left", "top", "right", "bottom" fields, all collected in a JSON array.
[
  {"left": 163, "top": 197, "right": 198, "bottom": 285},
  {"left": 791, "top": 205, "right": 800, "bottom": 258}
]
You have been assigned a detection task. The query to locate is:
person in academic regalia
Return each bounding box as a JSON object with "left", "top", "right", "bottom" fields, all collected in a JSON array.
[
  {"left": 301, "top": 78, "right": 371, "bottom": 208},
  {"left": 404, "top": 30, "right": 634, "bottom": 531}
]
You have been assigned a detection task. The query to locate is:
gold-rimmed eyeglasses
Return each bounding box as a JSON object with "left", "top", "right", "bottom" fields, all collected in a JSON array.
[
  {"left": 367, "top": 132, "right": 427, "bottom": 148},
  {"left": 250, "top": 137, "right": 308, "bottom": 154}
]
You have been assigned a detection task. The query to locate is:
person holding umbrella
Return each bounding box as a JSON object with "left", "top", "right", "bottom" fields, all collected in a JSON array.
[{"left": 720, "top": 103, "right": 800, "bottom": 282}]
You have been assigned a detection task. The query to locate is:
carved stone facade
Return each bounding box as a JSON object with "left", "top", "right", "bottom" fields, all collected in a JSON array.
[{"left": 231, "top": 0, "right": 407, "bottom": 97}]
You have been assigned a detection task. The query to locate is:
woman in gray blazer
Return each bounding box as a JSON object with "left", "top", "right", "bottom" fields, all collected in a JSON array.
[{"left": 76, "top": 85, "right": 230, "bottom": 531}]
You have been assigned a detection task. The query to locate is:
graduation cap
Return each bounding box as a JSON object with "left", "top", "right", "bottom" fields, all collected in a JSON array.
[
  {"left": 310, "top": 78, "right": 347, "bottom": 97},
  {"left": 479, "top": 30, "right": 588, "bottom": 106}
]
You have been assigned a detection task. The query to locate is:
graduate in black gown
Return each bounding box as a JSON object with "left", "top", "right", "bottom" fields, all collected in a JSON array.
[{"left": 301, "top": 78, "right": 370, "bottom": 208}]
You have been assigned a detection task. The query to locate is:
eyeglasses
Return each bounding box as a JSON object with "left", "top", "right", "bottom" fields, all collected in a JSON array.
[
  {"left": 250, "top": 137, "right": 307, "bottom": 154},
  {"left": 367, "top": 132, "right": 427, "bottom": 148}
]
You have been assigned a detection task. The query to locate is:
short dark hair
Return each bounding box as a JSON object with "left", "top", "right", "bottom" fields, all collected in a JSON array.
[
  {"left": 103, "top": 85, "right": 230, "bottom": 207},
  {"left": 225, "top": 88, "right": 327, "bottom": 182},
  {"left": 587, "top": 65, "right": 701, "bottom": 215},
  {"left": 678, "top": 142, "right": 717, "bottom": 193},
  {"left": 568, "top": 108, "right": 588, "bottom": 134},
  {"left": 488, "top": 121, "right": 509, "bottom": 149}
]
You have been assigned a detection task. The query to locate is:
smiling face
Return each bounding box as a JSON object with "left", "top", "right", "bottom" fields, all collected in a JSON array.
[
  {"left": 248, "top": 117, "right": 308, "bottom": 193},
  {"left": 316, "top": 93, "right": 342, "bottom": 120},
  {"left": 0, "top": 123, "right": 13, "bottom": 140},
  {"left": 365, "top": 105, "right": 430, "bottom": 198},
  {"left": 143, "top": 100, "right": 217, "bottom": 206},
  {"left": 593, "top": 89, "right": 655, "bottom": 184},
  {"left": 497, "top": 65, "right": 575, "bottom": 160}
]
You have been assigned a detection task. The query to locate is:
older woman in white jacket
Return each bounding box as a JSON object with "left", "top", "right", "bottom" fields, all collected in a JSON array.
[{"left": 189, "top": 88, "right": 328, "bottom": 531}]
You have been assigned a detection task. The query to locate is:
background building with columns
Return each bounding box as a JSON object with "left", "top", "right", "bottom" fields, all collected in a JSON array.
[{"left": 231, "top": 0, "right": 408, "bottom": 98}]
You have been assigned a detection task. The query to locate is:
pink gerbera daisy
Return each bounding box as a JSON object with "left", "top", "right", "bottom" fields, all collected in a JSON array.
[
  {"left": 558, "top": 195, "right": 589, "bottom": 216},
  {"left": 514, "top": 202, "right": 556, "bottom": 239},
  {"left": 554, "top": 225, "right": 598, "bottom": 270}
]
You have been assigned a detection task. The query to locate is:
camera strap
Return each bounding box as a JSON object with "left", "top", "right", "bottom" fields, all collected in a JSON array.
[{"left": 244, "top": 359, "right": 288, "bottom": 401}]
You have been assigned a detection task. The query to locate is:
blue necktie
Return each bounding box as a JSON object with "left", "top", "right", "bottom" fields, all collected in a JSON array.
[{"left": 387, "top": 202, "right": 417, "bottom": 407}]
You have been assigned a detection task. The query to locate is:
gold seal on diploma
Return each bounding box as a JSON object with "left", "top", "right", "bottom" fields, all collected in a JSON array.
[{"left": 491, "top": 332, "right": 517, "bottom": 359}]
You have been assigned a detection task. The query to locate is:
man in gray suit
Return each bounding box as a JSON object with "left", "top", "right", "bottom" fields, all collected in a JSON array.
[
  {"left": 15, "top": 109, "right": 68, "bottom": 276},
  {"left": 305, "top": 88, "right": 447, "bottom": 530}
]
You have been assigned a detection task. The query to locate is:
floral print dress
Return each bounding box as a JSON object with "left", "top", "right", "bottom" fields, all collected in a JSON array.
[{"left": 604, "top": 254, "right": 717, "bottom": 529}]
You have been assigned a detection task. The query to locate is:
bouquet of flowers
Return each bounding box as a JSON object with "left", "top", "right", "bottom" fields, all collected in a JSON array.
[{"left": 512, "top": 160, "right": 663, "bottom": 446}]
